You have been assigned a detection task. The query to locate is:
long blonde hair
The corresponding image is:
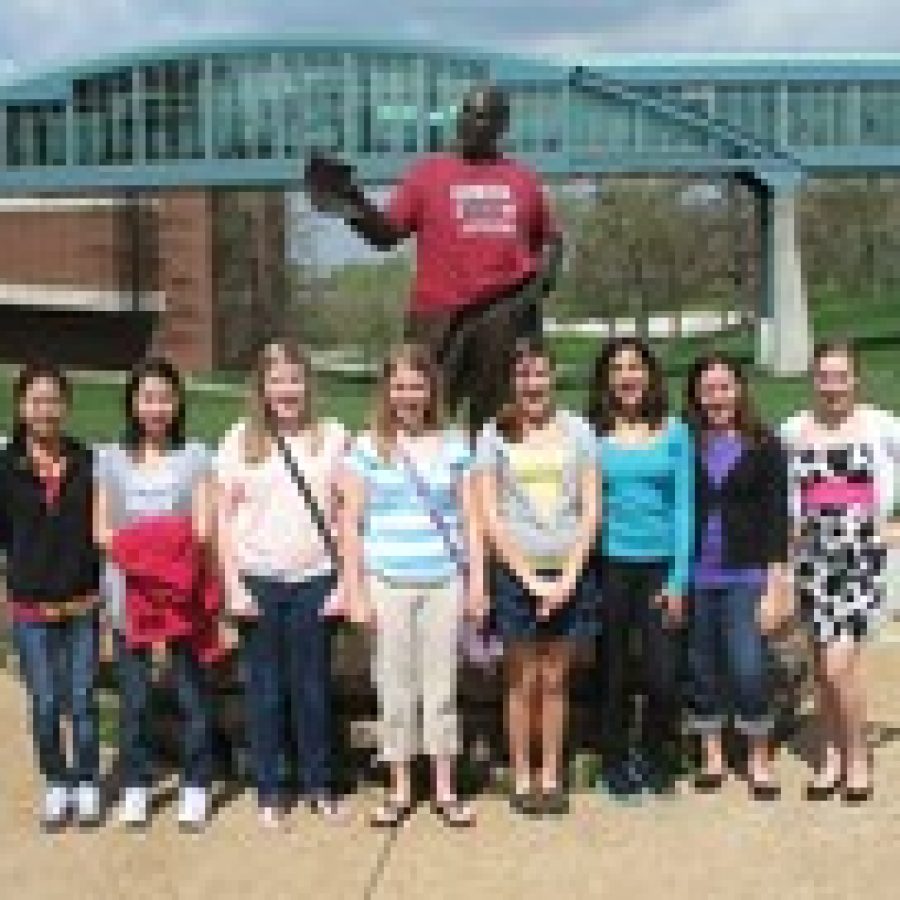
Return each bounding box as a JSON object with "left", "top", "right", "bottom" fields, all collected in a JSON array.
[
  {"left": 370, "top": 343, "right": 444, "bottom": 461},
  {"left": 243, "top": 339, "right": 320, "bottom": 464}
]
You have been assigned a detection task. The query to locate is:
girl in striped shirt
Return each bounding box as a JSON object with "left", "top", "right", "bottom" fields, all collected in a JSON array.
[{"left": 338, "top": 344, "right": 484, "bottom": 828}]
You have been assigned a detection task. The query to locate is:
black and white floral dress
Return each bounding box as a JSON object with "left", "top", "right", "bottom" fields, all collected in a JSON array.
[{"left": 790, "top": 439, "right": 886, "bottom": 644}]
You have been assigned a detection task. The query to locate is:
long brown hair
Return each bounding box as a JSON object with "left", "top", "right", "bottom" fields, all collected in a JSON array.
[
  {"left": 495, "top": 335, "right": 555, "bottom": 443},
  {"left": 683, "top": 353, "right": 766, "bottom": 444},
  {"left": 124, "top": 357, "right": 186, "bottom": 457},
  {"left": 370, "top": 343, "right": 444, "bottom": 461},
  {"left": 11, "top": 362, "right": 71, "bottom": 449},
  {"left": 587, "top": 337, "right": 667, "bottom": 434},
  {"left": 243, "top": 339, "right": 319, "bottom": 464}
]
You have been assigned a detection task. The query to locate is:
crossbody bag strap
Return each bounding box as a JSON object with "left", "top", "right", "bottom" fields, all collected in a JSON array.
[
  {"left": 395, "top": 442, "right": 468, "bottom": 577},
  {"left": 272, "top": 431, "right": 339, "bottom": 568}
]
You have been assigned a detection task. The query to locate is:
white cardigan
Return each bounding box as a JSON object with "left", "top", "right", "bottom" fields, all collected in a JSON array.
[{"left": 780, "top": 404, "right": 900, "bottom": 523}]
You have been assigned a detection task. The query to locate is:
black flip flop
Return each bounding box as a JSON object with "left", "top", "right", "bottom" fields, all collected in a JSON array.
[
  {"left": 805, "top": 773, "right": 842, "bottom": 801},
  {"left": 693, "top": 771, "right": 725, "bottom": 794},
  {"left": 748, "top": 776, "right": 782, "bottom": 801},
  {"left": 842, "top": 782, "right": 873, "bottom": 805}
]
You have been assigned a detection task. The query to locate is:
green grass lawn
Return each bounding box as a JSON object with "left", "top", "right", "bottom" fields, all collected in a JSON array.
[{"left": 0, "top": 292, "right": 898, "bottom": 442}]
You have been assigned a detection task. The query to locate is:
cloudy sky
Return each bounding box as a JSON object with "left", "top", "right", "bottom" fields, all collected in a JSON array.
[
  {"left": 1, "top": 0, "right": 900, "bottom": 81},
  {"left": 2, "top": 1, "right": 896, "bottom": 266}
]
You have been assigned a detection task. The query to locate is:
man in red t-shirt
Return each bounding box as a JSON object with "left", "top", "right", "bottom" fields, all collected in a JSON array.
[{"left": 305, "top": 85, "right": 562, "bottom": 431}]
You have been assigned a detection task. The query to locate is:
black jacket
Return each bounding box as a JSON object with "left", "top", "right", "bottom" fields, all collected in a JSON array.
[
  {"left": 693, "top": 430, "right": 789, "bottom": 571},
  {"left": 0, "top": 436, "right": 100, "bottom": 603}
]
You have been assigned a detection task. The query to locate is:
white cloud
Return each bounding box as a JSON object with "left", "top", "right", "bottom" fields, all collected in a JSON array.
[
  {"left": 0, "top": 60, "right": 19, "bottom": 84},
  {"left": 520, "top": 0, "right": 900, "bottom": 57},
  {"left": 0, "top": 0, "right": 897, "bottom": 78}
]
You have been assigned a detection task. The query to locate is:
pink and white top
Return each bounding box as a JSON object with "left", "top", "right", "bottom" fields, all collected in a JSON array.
[
  {"left": 214, "top": 419, "right": 348, "bottom": 583},
  {"left": 781, "top": 405, "right": 900, "bottom": 525},
  {"left": 800, "top": 477, "right": 877, "bottom": 512}
]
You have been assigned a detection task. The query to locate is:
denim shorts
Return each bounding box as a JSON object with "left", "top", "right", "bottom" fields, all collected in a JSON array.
[{"left": 491, "top": 563, "right": 599, "bottom": 643}]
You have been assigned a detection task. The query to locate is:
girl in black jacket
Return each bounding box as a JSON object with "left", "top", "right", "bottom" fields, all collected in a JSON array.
[
  {"left": 0, "top": 364, "right": 101, "bottom": 830},
  {"left": 684, "top": 355, "right": 790, "bottom": 800}
]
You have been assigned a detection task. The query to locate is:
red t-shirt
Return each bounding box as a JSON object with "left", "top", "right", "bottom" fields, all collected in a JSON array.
[{"left": 386, "top": 153, "right": 558, "bottom": 314}]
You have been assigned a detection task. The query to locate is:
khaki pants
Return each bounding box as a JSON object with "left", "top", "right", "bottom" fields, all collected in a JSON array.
[
  {"left": 406, "top": 298, "right": 540, "bottom": 435},
  {"left": 370, "top": 576, "right": 462, "bottom": 762}
]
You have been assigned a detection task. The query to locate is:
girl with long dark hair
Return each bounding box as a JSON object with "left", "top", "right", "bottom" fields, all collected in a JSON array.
[
  {"left": 588, "top": 338, "right": 693, "bottom": 800},
  {"left": 1, "top": 364, "right": 101, "bottom": 830},
  {"left": 95, "top": 358, "right": 216, "bottom": 830},
  {"left": 684, "top": 354, "right": 789, "bottom": 799}
]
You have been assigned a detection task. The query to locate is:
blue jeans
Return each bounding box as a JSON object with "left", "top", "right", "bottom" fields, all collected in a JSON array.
[
  {"left": 116, "top": 635, "right": 213, "bottom": 789},
  {"left": 688, "top": 583, "right": 772, "bottom": 737},
  {"left": 239, "top": 574, "right": 336, "bottom": 804},
  {"left": 13, "top": 611, "right": 100, "bottom": 786}
]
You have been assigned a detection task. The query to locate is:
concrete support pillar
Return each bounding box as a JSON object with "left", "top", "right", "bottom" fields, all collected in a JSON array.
[{"left": 754, "top": 172, "right": 811, "bottom": 375}]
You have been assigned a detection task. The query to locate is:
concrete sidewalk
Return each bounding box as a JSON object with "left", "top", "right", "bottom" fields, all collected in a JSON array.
[{"left": 1, "top": 632, "right": 899, "bottom": 900}]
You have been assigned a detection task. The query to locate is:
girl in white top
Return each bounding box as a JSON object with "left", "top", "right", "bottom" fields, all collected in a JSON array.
[
  {"left": 781, "top": 341, "right": 900, "bottom": 803},
  {"left": 215, "top": 340, "right": 347, "bottom": 827}
]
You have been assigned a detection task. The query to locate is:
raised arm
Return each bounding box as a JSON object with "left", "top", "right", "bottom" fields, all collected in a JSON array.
[{"left": 304, "top": 151, "right": 410, "bottom": 251}]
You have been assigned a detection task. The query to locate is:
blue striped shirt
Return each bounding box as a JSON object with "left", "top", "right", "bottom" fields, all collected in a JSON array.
[{"left": 345, "top": 431, "right": 472, "bottom": 585}]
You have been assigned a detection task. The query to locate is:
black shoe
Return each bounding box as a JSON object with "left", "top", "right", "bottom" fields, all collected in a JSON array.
[
  {"left": 595, "top": 762, "right": 643, "bottom": 804},
  {"left": 638, "top": 754, "right": 678, "bottom": 797},
  {"left": 805, "top": 773, "right": 842, "bottom": 801},
  {"left": 748, "top": 779, "right": 782, "bottom": 802},
  {"left": 693, "top": 771, "right": 725, "bottom": 794},
  {"left": 842, "top": 783, "right": 873, "bottom": 805}
]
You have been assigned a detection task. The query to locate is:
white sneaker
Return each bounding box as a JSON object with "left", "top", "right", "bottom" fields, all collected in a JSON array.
[
  {"left": 258, "top": 804, "right": 283, "bottom": 830},
  {"left": 118, "top": 786, "right": 150, "bottom": 829},
  {"left": 177, "top": 786, "right": 210, "bottom": 832},
  {"left": 40, "top": 784, "right": 70, "bottom": 831},
  {"left": 74, "top": 782, "right": 102, "bottom": 827}
]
